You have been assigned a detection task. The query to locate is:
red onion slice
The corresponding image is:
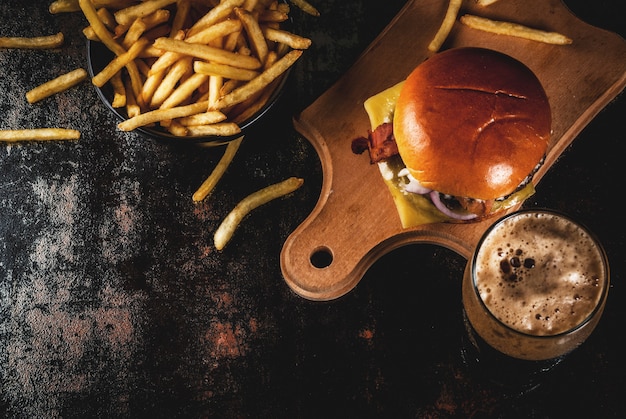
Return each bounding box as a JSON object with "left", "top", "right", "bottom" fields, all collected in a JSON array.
[{"left": 429, "top": 191, "right": 478, "bottom": 221}]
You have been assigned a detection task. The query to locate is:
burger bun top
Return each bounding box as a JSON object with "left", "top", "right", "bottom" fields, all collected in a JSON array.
[{"left": 393, "top": 47, "right": 551, "bottom": 200}]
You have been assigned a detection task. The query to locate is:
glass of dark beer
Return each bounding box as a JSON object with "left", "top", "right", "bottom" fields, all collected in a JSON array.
[{"left": 461, "top": 209, "right": 610, "bottom": 394}]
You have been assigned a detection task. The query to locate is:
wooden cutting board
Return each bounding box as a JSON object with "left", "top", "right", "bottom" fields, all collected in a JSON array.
[{"left": 280, "top": 0, "right": 626, "bottom": 301}]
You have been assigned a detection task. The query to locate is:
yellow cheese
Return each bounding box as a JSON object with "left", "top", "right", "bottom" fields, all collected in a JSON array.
[
  {"left": 364, "top": 82, "right": 450, "bottom": 227},
  {"left": 364, "top": 81, "right": 404, "bottom": 129}
]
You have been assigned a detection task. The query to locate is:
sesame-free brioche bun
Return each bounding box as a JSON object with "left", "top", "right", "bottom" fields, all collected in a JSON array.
[{"left": 393, "top": 47, "right": 551, "bottom": 200}]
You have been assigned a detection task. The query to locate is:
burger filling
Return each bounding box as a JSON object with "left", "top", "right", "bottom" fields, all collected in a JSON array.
[{"left": 352, "top": 81, "right": 537, "bottom": 227}]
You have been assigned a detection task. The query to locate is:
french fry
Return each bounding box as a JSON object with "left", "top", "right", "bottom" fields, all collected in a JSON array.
[
  {"left": 187, "top": 18, "right": 243, "bottom": 46},
  {"left": 49, "top": 0, "right": 81, "bottom": 14},
  {"left": 185, "top": 122, "right": 241, "bottom": 137},
  {"left": 259, "top": 9, "right": 289, "bottom": 23},
  {"left": 428, "top": 0, "right": 462, "bottom": 52},
  {"left": 120, "top": 9, "right": 170, "bottom": 47},
  {"left": 26, "top": 68, "right": 88, "bottom": 104},
  {"left": 118, "top": 100, "right": 211, "bottom": 131},
  {"left": 121, "top": 18, "right": 147, "bottom": 48},
  {"left": 289, "top": 0, "right": 320, "bottom": 17},
  {"left": 179, "top": 111, "right": 228, "bottom": 126},
  {"left": 152, "top": 37, "right": 262, "bottom": 70},
  {"left": 188, "top": 0, "right": 246, "bottom": 37},
  {"left": 460, "top": 14, "right": 573, "bottom": 45},
  {"left": 79, "top": 0, "right": 124, "bottom": 55},
  {"left": 150, "top": 56, "right": 194, "bottom": 107},
  {"left": 213, "top": 177, "right": 304, "bottom": 250},
  {"left": 261, "top": 27, "right": 312, "bottom": 50},
  {"left": 147, "top": 30, "right": 186, "bottom": 76},
  {"left": 0, "top": 128, "right": 80, "bottom": 142},
  {"left": 192, "top": 136, "right": 244, "bottom": 202},
  {"left": 160, "top": 72, "right": 209, "bottom": 109},
  {"left": 141, "top": 20, "right": 172, "bottom": 43},
  {"left": 231, "top": 78, "right": 279, "bottom": 123},
  {"left": 110, "top": 71, "right": 127, "bottom": 108},
  {"left": 170, "top": 0, "right": 191, "bottom": 36},
  {"left": 79, "top": 0, "right": 145, "bottom": 104},
  {"left": 220, "top": 79, "right": 242, "bottom": 97},
  {"left": 194, "top": 61, "right": 260, "bottom": 81},
  {"left": 97, "top": 7, "right": 118, "bottom": 31},
  {"left": 141, "top": 69, "right": 167, "bottom": 105},
  {"left": 234, "top": 7, "right": 269, "bottom": 65},
  {"left": 212, "top": 49, "right": 302, "bottom": 110},
  {"left": 163, "top": 120, "right": 189, "bottom": 136},
  {"left": 113, "top": 0, "right": 177, "bottom": 26},
  {"left": 50, "top": 0, "right": 137, "bottom": 14},
  {"left": 124, "top": 76, "right": 141, "bottom": 118},
  {"left": 82, "top": 8, "right": 117, "bottom": 41},
  {"left": 242, "top": 0, "right": 258, "bottom": 11},
  {"left": 475, "top": 0, "right": 500, "bottom": 5},
  {"left": 0, "top": 32, "right": 64, "bottom": 49},
  {"left": 92, "top": 38, "right": 149, "bottom": 88},
  {"left": 208, "top": 75, "right": 225, "bottom": 107}
]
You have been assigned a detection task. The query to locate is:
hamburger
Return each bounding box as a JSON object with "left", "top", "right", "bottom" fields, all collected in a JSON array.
[{"left": 352, "top": 47, "right": 551, "bottom": 226}]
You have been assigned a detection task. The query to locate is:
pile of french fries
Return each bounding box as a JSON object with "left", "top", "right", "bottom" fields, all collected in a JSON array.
[{"left": 74, "top": 0, "right": 312, "bottom": 138}]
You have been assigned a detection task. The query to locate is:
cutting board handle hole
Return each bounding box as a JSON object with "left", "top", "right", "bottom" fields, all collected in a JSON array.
[{"left": 310, "top": 246, "right": 334, "bottom": 269}]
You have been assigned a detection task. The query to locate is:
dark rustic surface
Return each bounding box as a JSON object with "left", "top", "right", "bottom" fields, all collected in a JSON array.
[{"left": 1, "top": 1, "right": 624, "bottom": 418}]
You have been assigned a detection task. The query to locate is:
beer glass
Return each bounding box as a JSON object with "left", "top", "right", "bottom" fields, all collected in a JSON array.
[{"left": 461, "top": 209, "right": 610, "bottom": 393}]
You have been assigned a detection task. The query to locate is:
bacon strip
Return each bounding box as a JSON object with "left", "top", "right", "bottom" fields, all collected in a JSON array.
[{"left": 351, "top": 122, "right": 399, "bottom": 163}]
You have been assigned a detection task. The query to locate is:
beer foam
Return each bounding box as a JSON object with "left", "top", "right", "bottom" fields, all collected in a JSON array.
[{"left": 474, "top": 212, "right": 607, "bottom": 336}]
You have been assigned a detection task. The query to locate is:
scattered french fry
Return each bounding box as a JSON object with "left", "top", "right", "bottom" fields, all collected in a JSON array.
[
  {"left": 193, "top": 136, "right": 244, "bottom": 202},
  {"left": 213, "top": 176, "right": 304, "bottom": 250},
  {"left": 26, "top": 68, "right": 88, "bottom": 104},
  {"left": 0, "top": 128, "right": 80, "bottom": 142},
  {"left": 428, "top": 0, "right": 463, "bottom": 52},
  {"left": 0, "top": 32, "right": 64, "bottom": 49},
  {"left": 460, "top": 14, "right": 573, "bottom": 45}
]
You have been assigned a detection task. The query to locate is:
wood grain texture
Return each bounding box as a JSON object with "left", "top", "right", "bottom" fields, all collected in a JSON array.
[{"left": 281, "top": 0, "right": 626, "bottom": 301}]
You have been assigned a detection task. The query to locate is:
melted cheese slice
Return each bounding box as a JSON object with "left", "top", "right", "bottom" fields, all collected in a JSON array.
[{"left": 364, "top": 82, "right": 451, "bottom": 227}]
